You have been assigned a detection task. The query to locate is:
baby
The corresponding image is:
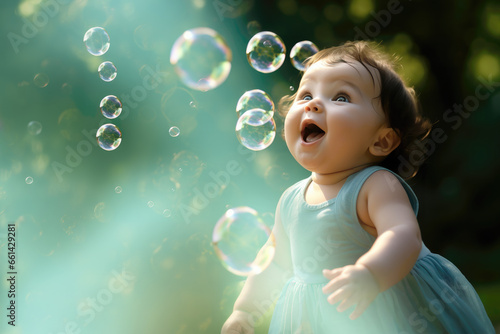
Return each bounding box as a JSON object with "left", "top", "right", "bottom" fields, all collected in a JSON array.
[{"left": 222, "top": 41, "right": 495, "bottom": 333}]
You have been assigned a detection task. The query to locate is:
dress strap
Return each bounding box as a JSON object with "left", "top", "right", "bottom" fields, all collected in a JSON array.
[{"left": 341, "top": 166, "right": 419, "bottom": 216}]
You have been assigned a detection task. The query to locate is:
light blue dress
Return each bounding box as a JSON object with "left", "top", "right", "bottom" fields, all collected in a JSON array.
[{"left": 268, "top": 166, "right": 495, "bottom": 333}]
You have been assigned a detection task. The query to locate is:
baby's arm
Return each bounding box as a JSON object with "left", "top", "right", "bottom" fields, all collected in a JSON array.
[
  {"left": 322, "top": 170, "right": 422, "bottom": 319},
  {"left": 222, "top": 196, "right": 293, "bottom": 333}
]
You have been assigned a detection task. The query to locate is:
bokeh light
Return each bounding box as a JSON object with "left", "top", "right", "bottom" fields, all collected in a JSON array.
[
  {"left": 83, "top": 27, "right": 110, "bottom": 56},
  {"left": 212, "top": 206, "right": 275, "bottom": 276},
  {"left": 236, "top": 108, "right": 276, "bottom": 151},
  {"left": 290, "top": 40, "right": 319, "bottom": 71},
  {"left": 236, "top": 89, "right": 274, "bottom": 118},
  {"left": 100, "top": 95, "right": 123, "bottom": 119},
  {"left": 246, "top": 31, "right": 286, "bottom": 73},
  {"left": 96, "top": 124, "right": 122, "bottom": 151},
  {"left": 98, "top": 61, "right": 117, "bottom": 82},
  {"left": 170, "top": 27, "right": 232, "bottom": 91}
]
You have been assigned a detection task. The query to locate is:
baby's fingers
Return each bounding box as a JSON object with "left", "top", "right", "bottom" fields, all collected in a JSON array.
[
  {"left": 326, "top": 287, "right": 353, "bottom": 306},
  {"left": 349, "top": 299, "right": 371, "bottom": 320},
  {"left": 322, "top": 268, "right": 342, "bottom": 280}
]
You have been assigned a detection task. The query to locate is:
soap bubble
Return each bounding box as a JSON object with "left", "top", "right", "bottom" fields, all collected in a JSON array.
[
  {"left": 236, "top": 108, "right": 276, "bottom": 151},
  {"left": 83, "top": 27, "right": 110, "bottom": 56},
  {"left": 236, "top": 89, "right": 274, "bottom": 119},
  {"left": 25, "top": 176, "right": 34, "bottom": 184},
  {"left": 98, "top": 61, "right": 117, "bottom": 82},
  {"left": 170, "top": 27, "right": 232, "bottom": 91},
  {"left": 212, "top": 206, "right": 275, "bottom": 276},
  {"left": 96, "top": 124, "right": 122, "bottom": 151},
  {"left": 169, "top": 126, "right": 180, "bottom": 137},
  {"left": 28, "top": 121, "right": 42, "bottom": 135},
  {"left": 290, "top": 41, "right": 319, "bottom": 71},
  {"left": 100, "top": 95, "right": 122, "bottom": 119},
  {"left": 115, "top": 186, "right": 122, "bottom": 193},
  {"left": 33, "top": 73, "right": 49, "bottom": 87},
  {"left": 246, "top": 31, "right": 286, "bottom": 73}
]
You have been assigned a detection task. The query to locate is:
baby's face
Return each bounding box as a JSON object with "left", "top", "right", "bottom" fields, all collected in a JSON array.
[{"left": 284, "top": 59, "right": 388, "bottom": 175}]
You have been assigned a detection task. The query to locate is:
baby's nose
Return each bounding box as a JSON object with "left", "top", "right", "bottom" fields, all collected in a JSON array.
[{"left": 305, "top": 100, "right": 321, "bottom": 112}]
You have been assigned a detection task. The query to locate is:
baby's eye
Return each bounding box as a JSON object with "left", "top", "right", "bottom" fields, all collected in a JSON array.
[
  {"left": 333, "top": 94, "right": 350, "bottom": 103},
  {"left": 301, "top": 94, "right": 312, "bottom": 101}
]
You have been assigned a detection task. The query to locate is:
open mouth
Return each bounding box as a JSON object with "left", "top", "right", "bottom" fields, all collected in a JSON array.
[{"left": 301, "top": 122, "right": 325, "bottom": 143}]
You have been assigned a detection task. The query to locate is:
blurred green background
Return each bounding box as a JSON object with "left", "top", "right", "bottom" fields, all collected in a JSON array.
[{"left": 1, "top": 0, "right": 500, "bottom": 333}]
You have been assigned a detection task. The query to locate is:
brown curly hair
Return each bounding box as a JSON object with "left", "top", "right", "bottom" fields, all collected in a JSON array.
[{"left": 279, "top": 41, "right": 432, "bottom": 179}]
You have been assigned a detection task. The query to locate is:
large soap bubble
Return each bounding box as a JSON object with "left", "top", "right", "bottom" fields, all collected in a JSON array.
[
  {"left": 170, "top": 27, "right": 232, "bottom": 91},
  {"left": 96, "top": 124, "right": 122, "bottom": 151},
  {"left": 236, "top": 108, "right": 276, "bottom": 151},
  {"left": 98, "top": 61, "right": 117, "bottom": 82},
  {"left": 212, "top": 206, "right": 275, "bottom": 276},
  {"left": 83, "top": 27, "right": 110, "bottom": 56},
  {"left": 100, "top": 95, "right": 122, "bottom": 119},
  {"left": 290, "top": 41, "right": 319, "bottom": 71},
  {"left": 246, "top": 31, "right": 286, "bottom": 73},
  {"left": 236, "top": 89, "right": 274, "bottom": 119}
]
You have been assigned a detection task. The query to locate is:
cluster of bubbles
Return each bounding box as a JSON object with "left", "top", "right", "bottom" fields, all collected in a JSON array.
[
  {"left": 235, "top": 89, "right": 276, "bottom": 151},
  {"left": 246, "top": 32, "right": 319, "bottom": 73},
  {"left": 212, "top": 207, "right": 275, "bottom": 276},
  {"left": 83, "top": 27, "right": 122, "bottom": 151},
  {"left": 234, "top": 34, "right": 318, "bottom": 153}
]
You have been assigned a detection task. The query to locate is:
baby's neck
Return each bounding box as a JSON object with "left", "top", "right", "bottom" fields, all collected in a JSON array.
[{"left": 311, "top": 163, "right": 374, "bottom": 185}]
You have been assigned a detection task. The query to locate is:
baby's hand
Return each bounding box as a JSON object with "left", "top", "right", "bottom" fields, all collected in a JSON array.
[{"left": 322, "top": 264, "right": 380, "bottom": 320}]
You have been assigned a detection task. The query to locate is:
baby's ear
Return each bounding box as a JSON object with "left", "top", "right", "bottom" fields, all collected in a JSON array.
[{"left": 369, "top": 128, "right": 400, "bottom": 157}]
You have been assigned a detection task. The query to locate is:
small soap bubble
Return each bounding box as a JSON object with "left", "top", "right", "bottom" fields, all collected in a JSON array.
[
  {"left": 246, "top": 31, "right": 286, "bottom": 73},
  {"left": 83, "top": 27, "right": 110, "bottom": 56},
  {"left": 162, "top": 209, "right": 171, "bottom": 218},
  {"left": 169, "top": 126, "right": 180, "bottom": 137},
  {"left": 27, "top": 121, "right": 42, "bottom": 135},
  {"left": 236, "top": 89, "right": 274, "bottom": 119},
  {"left": 96, "top": 124, "right": 122, "bottom": 151},
  {"left": 170, "top": 27, "right": 232, "bottom": 91},
  {"left": 289, "top": 85, "right": 295, "bottom": 91},
  {"left": 25, "top": 176, "right": 34, "bottom": 185},
  {"left": 98, "top": 61, "right": 117, "bottom": 82},
  {"left": 212, "top": 206, "right": 275, "bottom": 276},
  {"left": 290, "top": 41, "right": 319, "bottom": 71},
  {"left": 236, "top": 108, "right": 276, "bottom": 151},
  {"left": 100, "top": 95, "right": 122, "bottom": 119},
  {"left": 115, "top": 186, "right": 122, "bottom": 193},
  {"left": 189, "top": 101, "right": 197, "bottom": 108},
  {"left": 148, "top": 201, "right": 154, "bottom": 208},
  {"left": 33, "top": 73, "right": 49, "bottom": 88}
]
